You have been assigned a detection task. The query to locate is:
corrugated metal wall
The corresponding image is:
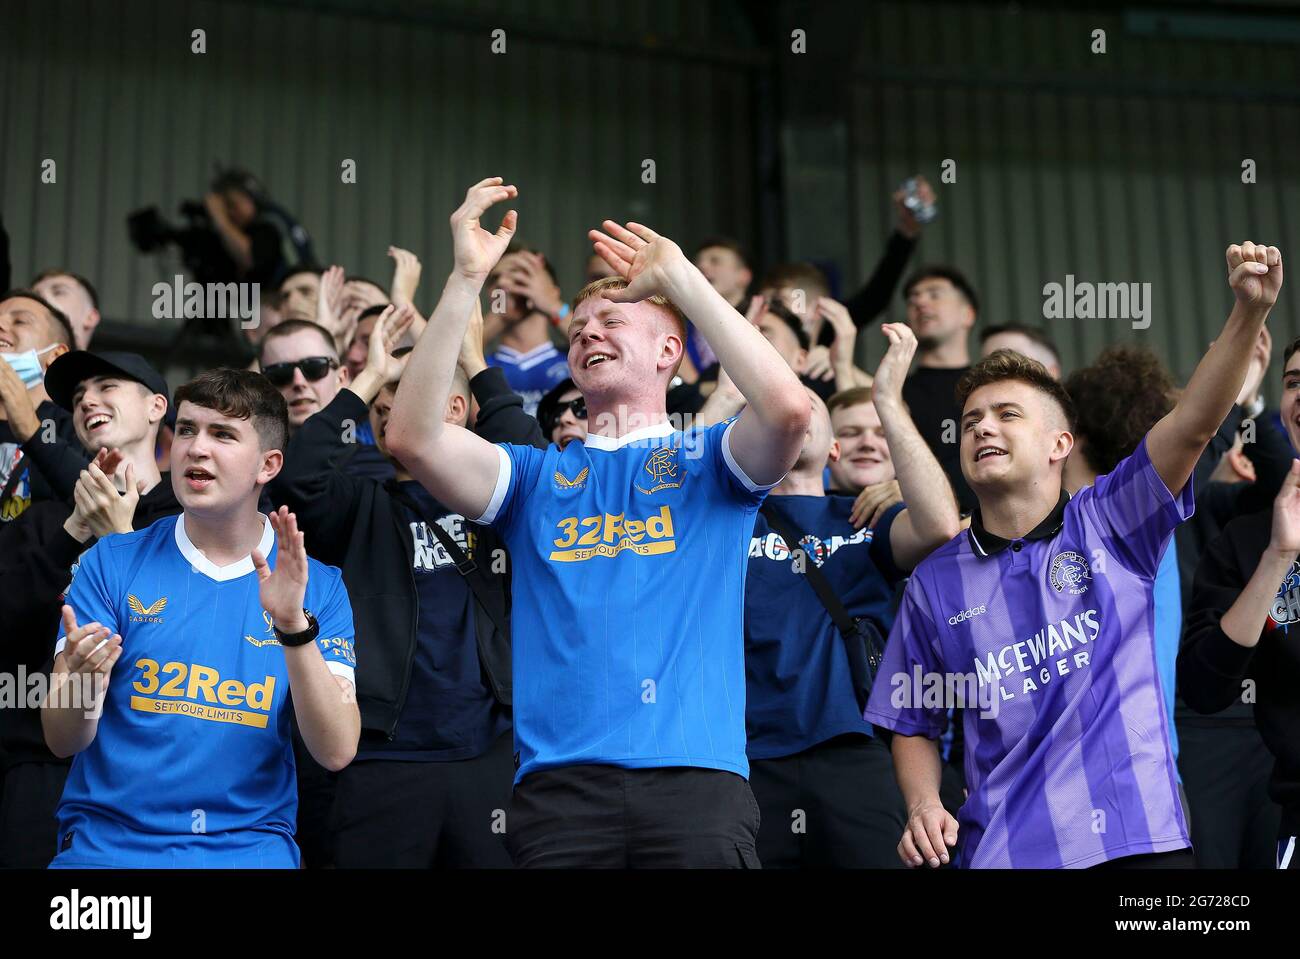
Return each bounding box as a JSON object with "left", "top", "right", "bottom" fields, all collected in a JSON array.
[
  {"left": 848, "top": 2, "right": 1300, "bottom": 386},
  {"left": 6, "top": 0, "right": 1300, "bottom": 390},
  {"left": 1, "top": 0, "right": 760, "bottom": 329}
]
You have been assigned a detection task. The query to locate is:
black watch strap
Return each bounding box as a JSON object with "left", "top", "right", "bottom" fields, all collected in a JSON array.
[{"left": 273, "top": 610, "right": 319, "bottom": 647}]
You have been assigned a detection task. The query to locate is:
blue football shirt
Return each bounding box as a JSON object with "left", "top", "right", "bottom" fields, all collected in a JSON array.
[
  {"left": 745, "top": 495, "right": 906, "bottom": 758},
  {"left": 49, "top": 513, "right": 356, "bottom": 868},
  {"left": 476, "top": 419, "right": 771, "bottom": 783},
  {"left": 486, "top": 343, "right": 570, "bottom": 417}
]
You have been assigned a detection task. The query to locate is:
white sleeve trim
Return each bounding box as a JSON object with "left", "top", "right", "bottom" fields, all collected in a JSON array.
[
  {"left": 326, "top": 660, "right": 355, "bottom": 684},
  {"left": 472, "top": 445, "right": 512, "bottom": 525},
  {"left": 721, "top": 419, "right": 784, "bottom": 493},
  {"left": 55, "top": 633, "right": 113, "bottom": 658}
]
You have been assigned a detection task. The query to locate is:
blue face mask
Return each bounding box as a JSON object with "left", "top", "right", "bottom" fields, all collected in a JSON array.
[{"left": 2, "top": 345, "right": 57, "bottom": 389}]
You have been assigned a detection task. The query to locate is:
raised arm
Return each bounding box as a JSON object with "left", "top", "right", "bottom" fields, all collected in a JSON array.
[
  {"left": 696, "top": 295, "right": 766, "bottom": 428},
  {"left": 386, "top": 178, "right": 518, "bottom": 520},
  {"left": 590, "top": 221, "right": 810, "bottom": 486},
  {"left": 870, "top": 323, "right": 961, "bottom": 570},
  {"left": 42, "top": 606, "right": 120, "bottom": 758},
  {"left": 388, "top": 245, "right": 423, "bottom": 309},
  {"left": 204, "top": 192, "right": 253, "bottom": 273},
  {"left": 1147, "top": 242, "right": 1283, "bottom": 497},
  {"left": 253, "top": 508, "right": 359, "bottom": 772},
  {"left": 1176, "top": 466, "right": 1300, "bottom": 713},
  {"left": 817, "top": 297, "right": 874, "bottom": 391}
]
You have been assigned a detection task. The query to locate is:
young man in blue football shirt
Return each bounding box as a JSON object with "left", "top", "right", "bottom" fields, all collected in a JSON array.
[
  {"left": 484, "top": 246, "right": 570, "bottom": 417},
  {"left": 41, "top": 368, "right": 360, "bottom": 868},
  {"left": 745, "top": 323, "right": 960, "bottom": 867},
  {"left": 388, "top": 177, "right": 810, "bottom": 867}
]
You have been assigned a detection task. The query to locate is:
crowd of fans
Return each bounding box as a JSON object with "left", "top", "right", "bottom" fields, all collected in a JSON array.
[{"left": 0, "top": 167, "right": 1295, "bottom": 871}]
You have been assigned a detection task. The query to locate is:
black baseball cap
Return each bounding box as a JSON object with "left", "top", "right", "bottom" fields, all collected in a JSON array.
[
  {"left": 45, "top": 351, "right": 170, "bottom": 417},
  {"left": 536, "top": 377, "right": 579, "bottom": 433}
]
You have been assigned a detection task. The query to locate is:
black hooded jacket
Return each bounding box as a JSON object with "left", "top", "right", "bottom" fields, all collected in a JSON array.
[{"left": 271, "top": 368, "right": 544, "bottom": 739}]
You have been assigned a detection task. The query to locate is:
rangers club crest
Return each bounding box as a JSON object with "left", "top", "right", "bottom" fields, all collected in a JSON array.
[
  {"left": 635, "top": 447, "right": 682, "bottom": 494},
  {"left": 1049, "top": 551, "right": 1092, "bottom": 595}
]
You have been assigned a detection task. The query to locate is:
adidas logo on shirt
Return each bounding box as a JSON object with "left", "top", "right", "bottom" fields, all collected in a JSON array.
[{"left": 948, "top": 605, "right": 987, "bottom": 625}]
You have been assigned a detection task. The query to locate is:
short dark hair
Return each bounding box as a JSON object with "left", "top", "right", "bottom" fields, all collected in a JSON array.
[
  {"left": 827, "top": 386, "right": 875, "bottom": 416},
  {"left": 174, "top": 368, "right": 289, "bottom": 453},
  {"left": 278, "top": 267, "right": 323, "bottom": 290},
  {"left": 980, "top": 323, "right": 1061, "bottom": 367},
  {"left": 763, "top": 299, "right": 810, "bottom": 351},
  {"left": 760, "top": 262, "right": 830, "bottom": 299},
  {"left": 210, "top": 168, "right": 264, "bottom": 203},
  {"left": 694, "top": 236, "right": 752, "bottom": 270},
  {"left": 356, "top": 304, "right": 389, "bottom": 325},
  {"left": 1065, "top": 346, "right": 1174, "bottom": 476},
  {"left": 956, "top": 349, "right": 1076, "bottom": 430},
  {"left": 31, "top": 269, "right": 100, "bottom": 310},
  {"left": 903, "top": 265, "right": 980, "bottom": 315},
  {"left": 258, "top": 319, "right": 338, "bottom": 364},
  {"left": 1283, "top": 336, "right": 1300, "bottom": 368},
  {"left": 1, "top": 289, "right": 74, "bottom": 347}
]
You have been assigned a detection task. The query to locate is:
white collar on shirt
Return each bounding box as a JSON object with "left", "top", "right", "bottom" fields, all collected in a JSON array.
[
  {"left": 582, "top": 421, "right": 676, "bottom": 452},
  {"left": 174, "top": 512, "right": 275, "bottom": 582}
]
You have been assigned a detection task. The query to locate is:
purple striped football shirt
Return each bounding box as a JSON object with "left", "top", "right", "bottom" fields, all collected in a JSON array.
[{"left": 865, "top": 437, "right": 1193, "bottom": 868}]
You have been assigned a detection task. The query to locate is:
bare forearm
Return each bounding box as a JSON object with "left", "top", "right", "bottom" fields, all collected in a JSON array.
[
  {"left": 1220, "top": 548, "right": 1294, "bottom": 649},
  {"left": 876, "top": 397, "right": 958, "bottom": 540},
  {"left": 667, "top": 267, "right": 805, "bottom": 425},
  {"left": 389, "top": 273, "right": 480, "bottom": 451},
  {"left": 347, "top": 372, "right": 384, "bottom": 406},
  {"left": 1175, "top": 304, "right": 1271, "bottom": 445},
  {"left": 284, "top": 645, "right": 359, "bottom": 771},
  {"left": 836, "top": 363, "right": 872, "bottom": 393},
  {"left": 696, "top": 381, "right": 746, "bottom": 427},
  {"left": 892, "top": 733, "right": 945, "bottom": 811},
  {"left": 212, "top": 216, "right": 253, "bottom": 271},
  {"left": 41, "top": 667, "right": 101, "bottom": 758}
]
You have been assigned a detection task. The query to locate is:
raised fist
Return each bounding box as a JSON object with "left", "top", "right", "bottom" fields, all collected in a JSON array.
[{"left": 1226, "top": 242, "right": 1283, "bottom": 310}]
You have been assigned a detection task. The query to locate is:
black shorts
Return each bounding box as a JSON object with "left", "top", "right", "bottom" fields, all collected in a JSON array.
[
  {"left": 329, "top": 731, "right": 515, "bottom": 868},
  {"left": 507, "top": 763, "right": 761, "bottom": 868},
  {"left": 1092, "top": 848, "right": 1197, "bottom": 869},
  {"left": 1176, "top": 722, "right": 1280, "bottom": 869},
  {"left": 749, "top": 734, "right": 906, "bottom": 868}
]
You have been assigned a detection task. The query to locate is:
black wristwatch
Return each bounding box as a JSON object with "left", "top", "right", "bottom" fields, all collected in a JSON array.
[{"left": 273, "top": 610, "right": 319, "bottom": 647}]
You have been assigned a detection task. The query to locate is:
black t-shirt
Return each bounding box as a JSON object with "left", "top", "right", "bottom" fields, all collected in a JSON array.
[
  {"left": 901, "top": 366, "right": 973, "bottom": 513},
  {"left": 245, "top": 218, "right": 287, "bottom": 287},
  {"left": 358, "top": 481, "right": 510, "bottom": 761},
  {"left": 1181, "top": 508, "right": 1300, "bottom": 829}
]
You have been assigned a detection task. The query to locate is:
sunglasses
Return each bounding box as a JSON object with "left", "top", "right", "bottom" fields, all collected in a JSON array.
[
  {"left": 543, "top": 397, "right": 587, "bottom": 432},
  {"left": 262, "top": 356, "right": 338, "bottom": 387}
]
